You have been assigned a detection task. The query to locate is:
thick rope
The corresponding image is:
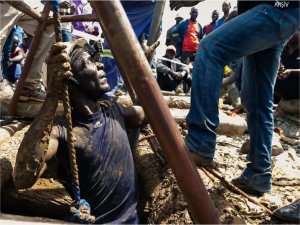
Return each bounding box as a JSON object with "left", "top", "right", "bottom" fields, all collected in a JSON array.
[{"left": 51, "top": 1, "right": 95, "bottom": 222}]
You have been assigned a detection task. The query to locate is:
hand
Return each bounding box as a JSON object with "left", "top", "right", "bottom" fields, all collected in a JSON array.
[
  {"left": 170, "top": 0, "right": 203, "bottom": 10},
  {"left": 278, "top": 69, "right": 292, "bottom": 80},
  {"left": 86, "top": 25, "right": 95, "bottom": 33},
  {"left": 46, "top": 42, "right": 72, "bottom": 96},
  {"left": 170, "top": 71, "right": 183, "bottom": 80},
  {"left": 141, "top": 34, "right": 160, "bottom": 62}
]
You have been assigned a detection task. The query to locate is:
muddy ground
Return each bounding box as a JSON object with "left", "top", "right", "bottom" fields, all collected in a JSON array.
[{"left": 1, "top": 103, "right": 299, "bottom": 224}]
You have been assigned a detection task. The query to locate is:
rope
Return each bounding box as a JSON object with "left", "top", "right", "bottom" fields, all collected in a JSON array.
[{"left": 50, "top": 1, "right": 95, "bottom": 223}]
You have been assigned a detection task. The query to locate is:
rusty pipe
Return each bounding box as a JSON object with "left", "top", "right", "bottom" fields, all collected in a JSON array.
[
  {"left": 7, "top": 2, "right": 52, "bottom": 117},
  {"left": 90, "top": 1, "right": 219, "bottom": 224},
  {"left": 4, "top": 1, "right": 42, "bottom": 22}
]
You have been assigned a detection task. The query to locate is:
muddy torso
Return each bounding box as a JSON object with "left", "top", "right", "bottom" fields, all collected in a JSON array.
[{"left": 56, "top": 103, "right": 139, "bottom": 224}]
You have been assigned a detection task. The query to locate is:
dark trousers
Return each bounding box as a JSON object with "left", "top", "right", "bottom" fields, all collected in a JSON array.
[
  {"left": 180, "top": 51, "right": 196, "bottom": 65},
  {"left": 275, "top": 76, "right": 299, "bottom": 100}
]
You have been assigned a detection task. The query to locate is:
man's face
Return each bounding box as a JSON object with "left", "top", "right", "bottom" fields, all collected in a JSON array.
[
  {"left": 175, "top": 17, "right": 183, "bottom": 24},
  {"left": 190, "top": 10, "right": 198, "bottom": 21},
  {"left": 166, "top": 50, "right": 175, "bottom": 59},
  {"left": 211, "top": 10, "right": 219, "bottom": 22},
  {"left": 74, "top": 50, "right": 110, "bottom": 98},
  {"left": 222, "top": 2, "right": 231, "bottom": 14}
]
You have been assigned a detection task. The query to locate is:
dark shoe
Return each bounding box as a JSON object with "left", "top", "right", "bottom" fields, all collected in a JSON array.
[
  {"left": 231, "top": 177, "right": 265, "bottom": 197},
  {"left": 273, "top": 200, "right": 300, "bottom": 223},
  {"left": 189, "top": 151, "right": 214, "bottom": 168}
]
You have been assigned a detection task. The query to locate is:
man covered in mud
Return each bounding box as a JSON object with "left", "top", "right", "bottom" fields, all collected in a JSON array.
[{"left": 13, "top": 40, "right": 146, "bottom": 224}]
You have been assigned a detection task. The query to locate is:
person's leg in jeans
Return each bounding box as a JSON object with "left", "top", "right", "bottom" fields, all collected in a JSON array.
[
  {"left": 240, "top": 45, "right": 283, "bottom": 193},
  {"left": 61, "top": 29, "right": 72, "bottom": 42},
  {"left": 185, "top": 4, "right": 299, "bottom": 191}
]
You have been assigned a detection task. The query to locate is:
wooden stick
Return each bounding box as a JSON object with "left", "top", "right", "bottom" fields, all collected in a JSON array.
[{"left": 203, "top": 168, "right": 273, "bottom": 216}]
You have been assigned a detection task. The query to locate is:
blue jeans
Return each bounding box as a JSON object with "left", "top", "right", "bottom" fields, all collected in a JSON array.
[
  {"left": 102, "top": 57, "right": 124, "bottom": 97},
  {"left": 185, "top": 4, "right": 299, "bottom": 193},
  {"left": 62, "top": 30, "right": 72, "bottom": 42}
]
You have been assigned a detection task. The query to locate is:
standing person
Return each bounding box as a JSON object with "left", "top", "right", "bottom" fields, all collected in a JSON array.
[
  {"left": 215, "top": 0, "right": 231, "bottom": 29},
  {"left": 60, "top": 0, "right": 75, "bottom": 42},
  {"left": 275, "top": 31, "right": 300, "bottom": 101},
  {"left": 0, "top": 1, "right": 54, "bottom": 101},
  {"left": 72, "top": 0, "right": 100, "bottom": 40},
  {"left": 165, "top": 14, "right": 183, "bottom": 46},
  {"left": 7, "top": 36, "right": 24, "bottom": 84},
  {"left": 102, "top": 0, "right": 157, "bottom": 97},
  {"left": 172, "top": 7, "right": 203, "bottom": 64},
  {"left": 203, "top": 10, "right": 219, "bottom": 36},
  {"left": 170, "top": 0, "right": 300, "bottom": 196},
  {"left": 157, "top": 45, "right": 191, "bottom": 93},
  {"left": 14, "top": 40, "right": 146, "bottom": 223}
]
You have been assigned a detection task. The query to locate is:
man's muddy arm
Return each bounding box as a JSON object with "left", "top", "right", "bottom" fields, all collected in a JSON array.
[
  {"left": 14, "top": 43, "right": 71, "bottom": 189},
  {"left": 13, "top": 95, "right": 60, "bottom": 189}
]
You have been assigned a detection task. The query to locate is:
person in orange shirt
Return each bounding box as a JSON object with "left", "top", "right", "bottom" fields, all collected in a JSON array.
[{"left": 172, "top": 7, "right": 203, "bottom": 64}]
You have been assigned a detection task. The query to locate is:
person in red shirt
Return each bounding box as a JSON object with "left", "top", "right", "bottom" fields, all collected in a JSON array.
[
  {"left": 7, "top": 36, "right": 24, "bottom": 84},
  {"left": 203, "top": 10, "right": 219, "bottom": 36},
  {"left": 172, "top": 7, "right": 203, "bottom": 64}
]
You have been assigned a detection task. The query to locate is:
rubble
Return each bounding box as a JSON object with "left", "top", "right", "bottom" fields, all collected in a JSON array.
[{"left": 1, "top": 93, "right": 299, "bottom": 224}]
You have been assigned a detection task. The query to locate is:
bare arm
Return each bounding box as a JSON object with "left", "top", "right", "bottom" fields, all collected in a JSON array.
[
  {"left": 13, "top": 43, "right": 72, "bottom": 189},
  {"left": 119, "top": 104, "right": 146, "bottom": 129},
  {"left": 13, "top": 96, "right": 60, "bottom": 189},
  {"left": 278, "top": 69, "right": 300, "bottom": 80}
]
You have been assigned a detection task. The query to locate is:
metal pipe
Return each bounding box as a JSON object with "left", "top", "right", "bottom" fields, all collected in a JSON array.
[
  {"left": 4, "top": 1, "right": 42, "bottom": 22},
  {"left": 7, "top": 2, "right": 52, "bottom": 117},
  {"left": 90, "top": 1, "right": 219, "bottom": 224},
  {"left": 148, "top": 0, "right": 166, "bottom": 46},
  {"left": 47, "top": 14, "right": 97, "bottom": 24}
]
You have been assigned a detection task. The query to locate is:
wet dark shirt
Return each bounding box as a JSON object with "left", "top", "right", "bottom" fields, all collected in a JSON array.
[{"left": 57, "top": 102, "right": 139, "bottom": 224}]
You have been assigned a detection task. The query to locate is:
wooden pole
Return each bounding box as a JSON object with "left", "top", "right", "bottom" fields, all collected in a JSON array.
[{"left": 4, "top": 1, "right": 42, "bottom": 22}]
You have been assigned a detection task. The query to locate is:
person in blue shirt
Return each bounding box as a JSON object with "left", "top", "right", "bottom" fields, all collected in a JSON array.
[
  {"left": 215, "top": 0, "right": 231, "bottom": 29},
  {"left": 172, "top": 7, "right": 203, "bottom": 63}
]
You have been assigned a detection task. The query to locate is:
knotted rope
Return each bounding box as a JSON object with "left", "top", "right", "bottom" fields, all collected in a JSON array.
[{"left": 51, "top": 1, "right": 95, "bottom": 223}]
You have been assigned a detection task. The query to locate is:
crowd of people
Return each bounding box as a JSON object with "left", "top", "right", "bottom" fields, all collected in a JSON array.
[{"left": 1, "top": 0, "right": 299, "bottom": 224}]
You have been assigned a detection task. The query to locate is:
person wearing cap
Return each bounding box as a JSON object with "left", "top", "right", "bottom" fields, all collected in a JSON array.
[
  {"left": 172, "top": 7, "right": 203, "bottom": 64},
  {"left": 157, "top": 45, "right": 191, "bottom": 93},
  {"left": 7, "top": 36, "right": 25, "bottom": 84},
  {"left": 165, "top": 14, "right": 184, "bottom": 46},
  {"left": 14, "top": 40, "right": 147, "bottom": 223},
  {"left": 203, "top": 10, "right": 219, "bottom": 36}
]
